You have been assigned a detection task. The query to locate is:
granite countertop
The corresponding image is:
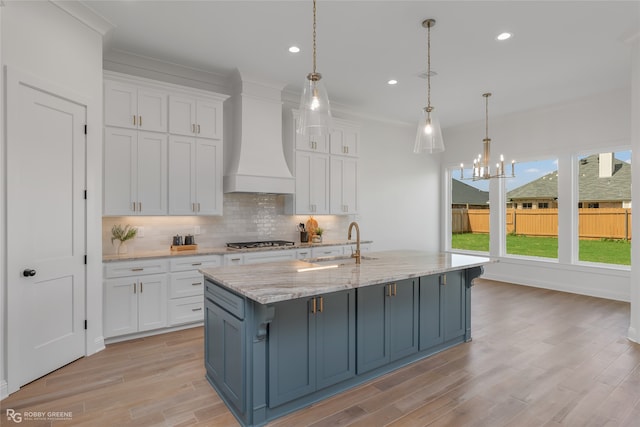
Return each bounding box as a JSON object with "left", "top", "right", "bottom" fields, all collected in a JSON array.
[
  {"left": 201, "top": 250, "right": 493, "bottom": 304},
  {"left": 102, "top": 240, "right": 372, "bottom": 263}
]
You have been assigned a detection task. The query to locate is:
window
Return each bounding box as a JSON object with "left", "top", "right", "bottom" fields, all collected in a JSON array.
[
  {"left": 577, "top": 151, "right": 631, "bottom": 266},
  {"left": 450, "top": 167, "right": 489, "bottom": 253},
  {"left": 506, "top": 158, "right": 558, "bottom": 259}
]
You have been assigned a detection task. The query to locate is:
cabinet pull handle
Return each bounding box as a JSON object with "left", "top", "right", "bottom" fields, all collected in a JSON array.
[
  {"left": 231, "top": 258, "right": 240, "bottom": 261},
  {"left": 140, "top": 282, "right": 143, "bottom": 293},
  {"left": 311, "top": 297, "right": 316, "bottom": 314},
  {"left": 386, "top": 284, "right": 391, "bottom": 297},
  {"left": 191, "top": 262, "right": 202, "bottom": 266},
  {"left": 192, "top": 202, "right": 195, "bottom": 212},
  {"left": 318, "top": 296, "right": 323, "bottom": 313},
  {"left": 393, "top": 283, "right": 397, "bottom": 296},
  {"left": 133, "top": 283, "right": 136, "bottom": 294},
  {"left": 442, "top": 275, "right": 447, "bottom": 286},
  {"left": 192, "top": 282, "right": 202, "bottom": 286},
  {"left": 139, "top": 116, "right": 142, "bottom": 126},
  {"left": 133, "top": 115, "right": 137, "bottom": 126},
  {"left": 192, "top": 307, "right": 203, "bottom": 312},
  {"left": 197, "top": 202, "right": 201, "bottom": 212},
  {"left": 138, "top": 202, "right": 142, "bottom": 212},
  {"left": 131, "top": 268, "right": 144, "bottom": 271},
  {"left": 197, "top": 124, "right": 201, "bottom": 134},
  {"left": 132, "top": 202, "right": 137, "bottom": 212}
]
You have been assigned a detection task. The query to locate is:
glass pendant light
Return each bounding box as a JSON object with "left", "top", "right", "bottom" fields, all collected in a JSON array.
[
  {"left": 297, "top": 0, "right": 332, "bottom": 136},
  {"left": 414, "top": 18, "right": 444, "bottom": 154}
]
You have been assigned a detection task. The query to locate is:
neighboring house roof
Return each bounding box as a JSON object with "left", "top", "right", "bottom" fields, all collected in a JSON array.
[
  {"left": 452, "top": 179, "right": 489, "bottom": 206},
  {"left": 507, "top": 154, "right": 631, "bottom": 202}
]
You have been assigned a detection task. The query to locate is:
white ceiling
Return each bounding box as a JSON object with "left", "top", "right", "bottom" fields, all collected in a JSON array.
[{"left": 84, "top": 0, "right": 639, "bottom": 128}]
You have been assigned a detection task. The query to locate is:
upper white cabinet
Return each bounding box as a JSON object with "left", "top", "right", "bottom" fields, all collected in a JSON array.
[
  {"left": 104, "top": 80, "right": 167, "bottom": 132},
  {"left": 294, "top": 115, "right": 330, "bottom": 153},
  {"left": 169, "top": 96, "right": 223, "bottom": 140},
  {"left": 330, "top": 156, "right": 358, "bottom": 215},
  {"left": 295, "top": 151, "right": 330, "bottom": 215},
  {"left": 168, "top": 136, "right": 223, "bottom": 215},
  {"left": 330, "top": 127, "right": 359, "bottom": 157},
  {"left": 103, "top": 128, "right": 167, "bottom": 216}
]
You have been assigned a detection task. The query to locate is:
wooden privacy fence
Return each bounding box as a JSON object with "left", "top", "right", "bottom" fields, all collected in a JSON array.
[{"left": 452, "top": 208, "right": 632, "bottom": 240}]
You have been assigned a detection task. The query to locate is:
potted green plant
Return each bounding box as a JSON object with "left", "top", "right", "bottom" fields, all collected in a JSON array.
[
  {"left": 111, "top": 224, "right": 138, "bottom": 255},
  {"left": 313, "top": 227, "right": 324, "bottom": 243}
]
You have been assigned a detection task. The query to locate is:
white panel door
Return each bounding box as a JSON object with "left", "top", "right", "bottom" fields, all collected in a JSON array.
[
  {"left": 137, "top": 132, "right": 167, "bottom": 215},
  {"left": 196, "top": 99, "right": 222, "bottom": 139},
  {"left": 7, "top": 72, "right": 86, "bottom": 389},
  {"left": 196, "top": 139, "right": 223, "bottom": 215},
  {"left": 168, "top": 136, "right": 196, "bottom": 215}
]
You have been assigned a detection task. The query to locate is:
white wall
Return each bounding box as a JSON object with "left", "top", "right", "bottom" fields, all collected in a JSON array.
[
  {"left": 1, "top": 1, "right": 104, "bottom": 396},
  {"left": 629, "top": 34, "right": 640, "bottom": 342},
  {"left": 443, "top": 88, "right": 632, "bottom": 301}
]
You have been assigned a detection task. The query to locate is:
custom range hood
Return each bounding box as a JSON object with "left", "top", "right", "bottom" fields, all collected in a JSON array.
[{"left": 223, "top": 70, "right": 295, "bottom": 194}]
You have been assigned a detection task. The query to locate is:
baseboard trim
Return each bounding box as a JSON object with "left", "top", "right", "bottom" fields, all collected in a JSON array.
[
  {"left": 628, "top": 326, "right": 639, "bottom": 343},
  {"left": 104, "top": 322, "right": 203, "bottom": 345}
]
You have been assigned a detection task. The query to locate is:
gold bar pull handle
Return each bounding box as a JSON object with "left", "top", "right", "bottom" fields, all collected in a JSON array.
[
  {"left": 197, "top": 124, "right": 201, "bottom": 134},
  {"left": 133, "top": 115, "right": 137, "bottom": 126},
  {"left": 318, "top": 296, "right": 324, "bottom": 313},
  {"left": 140, "top": 282, "right": 143, "bottom": 293},
  {"left": 310, "top": 297, "right": 316, "bottom": 314},
  {"left": 139, "top": 116, "right": 142, "bottom": 126},
  {"left": 393, "top": 283, "right": 397, "bottom": 296},
  {"left": 133, "top": 283, "right": 136, "bottom": 294},
  {"left": 441, "top": 274, "right": 447, "bottom": 286},
  {"left": 386, "top": 284, "right": 391, "bottom": 297}
]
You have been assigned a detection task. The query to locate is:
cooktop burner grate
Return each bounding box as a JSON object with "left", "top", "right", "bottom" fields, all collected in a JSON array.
[{"left": 226, "top": 240, "right": 295, "bottom": 249}]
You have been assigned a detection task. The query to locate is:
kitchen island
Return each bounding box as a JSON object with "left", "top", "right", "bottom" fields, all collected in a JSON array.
[{"left": 201, "top": 250, "right": 490, "bottom": 427}]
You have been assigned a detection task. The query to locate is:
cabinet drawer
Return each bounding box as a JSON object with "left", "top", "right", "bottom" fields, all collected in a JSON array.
[
  {"left": 170, "top": 255, "right": 222, "bottom": 272},
  {"left": 243, "top": 250, "right": 296, "bottom": 265},
  {"left": 104, "top": 259, "right": 169, "bottom": 278},
  {"left": 169, "top": 295, "right": 204, "bottom": 326},
  {"left": 311, "top": 246, "right": 344, "bottom": 258},
  {"left": 205, "top": 280, "right": 245, "bottom": 320},
  {"left": 169, "top": 271, "right": 205, "bottom": 298},
  {"left": 224, "top": 253, "right": 245, "bottom": 266}
]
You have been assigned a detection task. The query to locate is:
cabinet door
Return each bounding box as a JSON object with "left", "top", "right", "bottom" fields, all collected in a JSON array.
[
  {"left": 169, "top": 95, "right": 197, "bottom": 136},
  {"left": 329, "top": 128, "right": 358, "bottom": 156},
  {"left": 104, "top": 278, "right": 138, "bottom": 337},
  {"left": 205, "top": 300, "right": 246, "bottom": 413},
  {"left": 443, "top": 271, "right": 465, "bottom": 341},
  {"left": 137, "top": 274, "right": 167, "bottom": 332},
  {"left": 168, "top": 136, "right": 196, "bottom": 215},
  {"left": 195, "top": 139, "right": 223, "bottom": 215},
  {"left": 295, "top": 116, "right": 329, "bottom": 152},
  {"left": 419, "top": 274, "right": 443, "bottom": 350},
  {"left": 137, "top": 87, "right": 167, "bottom": 132},
  {"left": 356, "top": 283, "right": 389, "bottom": 374},
  {"left": 137, "top": 132, "right": 168, "bottom": 215},
  {"left": 196, "top": 99, "right": 222, "bottom": 139},
  {"left": 104, "top": 80, "right": 137, "bottom": 130},
  {"left": 243, "top": 250, "right": 296, "bottom": 265},
  {"left": 330, "top": 157, "right": 358, "bottom": 214},
  {"left": 269, "top": 298, "right": 316, "bottom": 407},
  {"left": 388, "top": 278, "right": 419, "bottom": 362},
  {"left": 316, "top": 291, "right": 355, "bottom": 390},
  {"left": 104, "top": 128, "right": 137, "bottom": 215},
  {"left": 295, "top": 152, "right": 329, "bottom": 214},
  {"left": 169, "top": 271, "right": 204, "bottom": 298}
]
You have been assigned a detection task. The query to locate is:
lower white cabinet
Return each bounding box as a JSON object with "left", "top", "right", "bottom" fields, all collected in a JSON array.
[
  {"left": 244, "top": 251, "right": 296, "bottom": 264},
  {"left": 168, "top": 255, "right": 221, "bottom": 326},
  {"left": 311, "top": 246, "right": 345, "bottom": 258},
  {"left": 104, "top": 273, "right": 168, "bottom": 338}
]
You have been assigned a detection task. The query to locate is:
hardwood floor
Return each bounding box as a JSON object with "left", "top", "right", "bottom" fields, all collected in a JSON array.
[{"left": 2, "top": 279, "right": 639, "bottom": 426}]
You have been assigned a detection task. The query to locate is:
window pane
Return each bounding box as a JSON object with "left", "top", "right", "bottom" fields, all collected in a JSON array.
[
  {"left": 451, "top": 167, "right": 489, "bottom": 253},
  {"left": 505, "top": 158, "right": 559, "bottom": 259},
  {"left": 577, "top": 151, "right": 631, "bottom": 265}
]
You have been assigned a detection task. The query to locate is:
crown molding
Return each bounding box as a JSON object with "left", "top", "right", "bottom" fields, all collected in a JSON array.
[{"left": 50, "top": 1, "right": 114, "bottom": 36}]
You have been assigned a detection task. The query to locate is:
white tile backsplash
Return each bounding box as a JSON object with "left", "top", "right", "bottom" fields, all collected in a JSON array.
[{"left": 102, "top": 193, "right": 353, "bottom": 255}]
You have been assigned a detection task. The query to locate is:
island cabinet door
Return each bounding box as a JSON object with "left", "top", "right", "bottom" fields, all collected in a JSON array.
[
  {"left": 419, "top": 274, "right": 444, "bottom": 351},
  {"left": 316, "top": 290, "right": 356, "bottom": 390},
  {"left": 443, "top": 271, "right": 465, "bottom": 341},
  {"left": 268, "top": 298, "right": 316, "bottom": 408},
  {"left": 356, "top": 283, "right": 389, "bottom": 374},
  {"left": 388, "top": 278, "right": 419, "bottom": 361},
  {"left": 205, "top": 299, "right": 246, "bottom": 414}
]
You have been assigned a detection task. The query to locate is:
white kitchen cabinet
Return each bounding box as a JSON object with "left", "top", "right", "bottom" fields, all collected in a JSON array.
[
  {"left": 311, "top": 246, "right": 345, "bottom": 258},
  {"left": 169, "top": 95, "right": 223, "bottom": 140},
  {"left": 330, "top": 127, "right": 359, "bottom": 157},
  {"left": 244, "top": 251, "right": 297, "bottom": 264},
  {"left": 104, "top": 79, "right": 167, "bottom": 132},
  {"left": 168, "top": 136, "right": 223, "bottom": 215},
  {"left": 168, "top": 255, "right": 221, "bottom": 325},
  {"left": 330, "top": 156, "right": 359, "bottom": 214},
  {"left": 296, "top": 248, "right": 312, "bottom": 259},
  {"left": 103, "top": 128, "right": 167, "bottom": 216},
  {"left": 294, "top": 115, "right": 329, "bottom": 153},
  {"left": 224, "top": 253, "right": 245, "bottom": 266},
  {"left": 295, "top": 151, "right": 330, "bottom": 215},
  {"left": 104, "top": 273, "right": 168, "bottom": 338}
]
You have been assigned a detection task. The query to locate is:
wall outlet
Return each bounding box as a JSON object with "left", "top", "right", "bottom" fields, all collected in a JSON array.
[
  {"left": 137, "top": 226, "right": 144, "bottom": 238},
  {"left": 194, "top": 226, "right": 201, "bottom": 235}
]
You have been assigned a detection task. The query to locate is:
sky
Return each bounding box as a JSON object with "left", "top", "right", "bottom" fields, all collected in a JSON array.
[{"left": 455, "top": 150, "right": 631, "bottom": 193}]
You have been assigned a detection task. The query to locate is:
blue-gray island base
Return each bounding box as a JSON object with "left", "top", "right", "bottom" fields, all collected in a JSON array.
[{"left": 201, "top": 251, "right": 490, "bottom": 427}]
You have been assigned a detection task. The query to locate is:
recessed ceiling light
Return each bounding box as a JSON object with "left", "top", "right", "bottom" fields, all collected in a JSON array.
[
  {"left": 288, "top": 46, "right": 300, "bottom": 53},
  {"left": 496, "top": 32, "right": 512, "bottom": 41},
  {"left": 387, "top": 79, "right": 398, "bottom": 85}
]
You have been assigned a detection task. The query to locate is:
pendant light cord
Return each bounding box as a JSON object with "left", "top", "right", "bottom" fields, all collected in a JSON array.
[
  {"left": 485, "top": 94, "right": 489, "bottom": 140},
  {"left": 312, "top": 0, "right": 317, "bottom": 74},
  {"left": 426, "top": 21, "right": 431, "bottom": 109}
]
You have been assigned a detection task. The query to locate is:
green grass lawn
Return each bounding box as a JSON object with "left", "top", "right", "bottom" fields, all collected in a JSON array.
[{"left": 451, "top": 233, "right": 630, "bottom": 265}]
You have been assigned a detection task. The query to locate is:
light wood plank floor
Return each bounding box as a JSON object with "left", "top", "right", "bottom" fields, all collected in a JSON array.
[{"left": 2, "top": 279, "right": 640, "bottom": 426}]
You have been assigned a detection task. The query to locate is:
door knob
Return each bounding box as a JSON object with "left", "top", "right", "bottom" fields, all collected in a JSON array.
[{"left": 23, "top": 269, "right": 36, "bottom": 277}]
